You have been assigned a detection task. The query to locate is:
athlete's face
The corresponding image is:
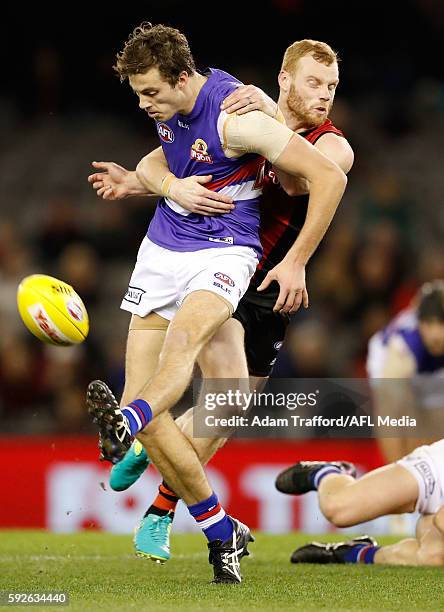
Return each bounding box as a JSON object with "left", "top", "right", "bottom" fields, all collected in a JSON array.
[
  {"left": 129, "top": 67, "right": 188, "bottom": 121},
  {"left": 283, "top": 54, "right": 339, "bottom": 129},
  {"left": 419, "top": 319, "right": 444, "bottom": 356}
]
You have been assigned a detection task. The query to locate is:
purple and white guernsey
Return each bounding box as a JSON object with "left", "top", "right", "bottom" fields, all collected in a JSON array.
[
  {"left": 380, "top": 310, "right": 444, "bottom": 375},
  {"left": 147, "top": 69, "right": 264, "bottom": 256},
  {"left": 368, "top": 309, "right": 444, "bottom": 409}
]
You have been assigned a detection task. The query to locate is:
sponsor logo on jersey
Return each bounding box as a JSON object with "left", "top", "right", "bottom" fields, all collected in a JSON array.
[
  {"left": 190, "top": 138, "right": 213, "bottom": 163},
  {"left": 66, "top": 299, "right": 84, "bottom": 322},
  {"left": 213, "top": 281, "right": 232, "bottom": 295},
  {"left": 178, "top": 120, "right": 189, "bottom": 129},
  {"left": 214, "top": 272, "right": 235, "bottom": 287},
  {"left": 274, "top": 341, "right": 283, "bottom": 351},
  {"left": 28, "top": 304, "right": 69, "bottom": 344},
  {"left": 157, "top": 123, "right": 175, "bottom": 143},
  {"left": 123, "top": 286, "right": 146, "bottom": 305}
]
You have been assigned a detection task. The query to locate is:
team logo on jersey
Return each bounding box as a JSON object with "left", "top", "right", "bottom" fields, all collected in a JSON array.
[
  {"left": 274, "top": 341, "right": 283, "bottom": 351},
  {"left": 157, "top": 123, "right": 175, "bottom": 143},
  {"left": 214, "top": 272, "right": 235, "bottom": 287},
  {"left": 191, "top": 139, "right": 213, "bottom": 163}
]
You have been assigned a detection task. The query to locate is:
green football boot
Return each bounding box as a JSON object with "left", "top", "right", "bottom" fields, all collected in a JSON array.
[
  {"left": 134, "top": 513, "right": 173, "bottom": 563},
  {"left": 109, "top": 440, "right": 150, "bottom": 491}
]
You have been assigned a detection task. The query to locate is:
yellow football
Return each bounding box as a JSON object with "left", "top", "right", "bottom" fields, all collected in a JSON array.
[{"left": 17, "top": 274, "right": 89, "bottom": 346}]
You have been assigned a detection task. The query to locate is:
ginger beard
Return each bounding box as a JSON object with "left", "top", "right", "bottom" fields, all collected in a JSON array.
[{"left": 287, "top": 82, "right": 331, "bottom": 129}]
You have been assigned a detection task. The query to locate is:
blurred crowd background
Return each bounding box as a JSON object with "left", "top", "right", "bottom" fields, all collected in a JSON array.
[{"left": 1, "top": 1, "right": 443, "bottom": 433}]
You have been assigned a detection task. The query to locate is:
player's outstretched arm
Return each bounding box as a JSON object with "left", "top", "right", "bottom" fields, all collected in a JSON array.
[
  {"left": 88, "top": 161, "right": 150, "bottom": 200},
  {"left": 136, "top": 148, "right": 234, "bottom": 216}
]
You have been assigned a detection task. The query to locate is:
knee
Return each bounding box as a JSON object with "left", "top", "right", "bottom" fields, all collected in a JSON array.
[
  {"left": 200, "top": 340, "right": 247, "bottom": 379},
  {"left": 321, "top": 494, "right": 355, "bottom": 528},
  {"left": 163, "top": 327, "right": 194, "bottom": 354}
]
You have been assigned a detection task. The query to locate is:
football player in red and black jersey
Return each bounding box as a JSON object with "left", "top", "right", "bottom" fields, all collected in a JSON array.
[
  {"left": 90, "top": 39, "right": 354, "bottom": 562},
  {"left": 222, "top": 41, "right": 353, "bottom": 381}
]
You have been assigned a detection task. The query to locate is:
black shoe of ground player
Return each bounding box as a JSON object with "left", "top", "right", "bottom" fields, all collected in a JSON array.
[
  {"left": 86, "top": 380, "right": 132, "bottom": 464},
  {"left": 275, "top": 461, "right": 357, "bottom": 495},
  {"left": 208, "top": 517, "right": 255, "bottom": 584},
  {"left": 291, "top": 535, "right": 378, "bottom": 564}
]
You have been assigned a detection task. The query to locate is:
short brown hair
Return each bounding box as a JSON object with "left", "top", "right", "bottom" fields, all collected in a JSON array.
[
  {"left": 114, "top": 22, "right": 196, "bottom": 86},
  {"left": 281, "top": 39, "right": 339, "bottom": 74}
]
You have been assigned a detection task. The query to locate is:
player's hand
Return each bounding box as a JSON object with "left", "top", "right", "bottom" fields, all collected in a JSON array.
[
  {"left": 88, "top": 161, "right": 148, "bottom": 200},
  {"left": 221, "top": 84, "right": 278, "bottom": 118},
  {"left": 168, "top": 175, "right": 235, "bottom": 216},
  {"left": 257, "top": 260, "right": 309, "bottom": 314}
]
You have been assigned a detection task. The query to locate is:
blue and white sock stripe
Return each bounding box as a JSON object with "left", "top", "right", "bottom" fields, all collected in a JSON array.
[
  {"left": 198, "top": 508, "right": 227, "bottom": 531},
  {"left": 121, "top": 399, "right": 153, "bottom": 435},
  {"left": 122, "top": 406, "right": 143, "bottom": 430},
  {"left": 313, "top": 465, "right": 342, "bottom": 489}
]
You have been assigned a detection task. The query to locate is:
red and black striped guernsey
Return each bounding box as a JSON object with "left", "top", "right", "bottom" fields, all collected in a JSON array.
[{"left": 251, "top": 118, "right": 344, "bottom": 289}]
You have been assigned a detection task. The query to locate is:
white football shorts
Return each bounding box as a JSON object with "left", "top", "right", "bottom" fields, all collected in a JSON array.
[
  {"left": 397, "top": 439, "right": 444, "bottom": 514},
  {"left": 121, "top": 237, "right": 259, "bottom": 320}
]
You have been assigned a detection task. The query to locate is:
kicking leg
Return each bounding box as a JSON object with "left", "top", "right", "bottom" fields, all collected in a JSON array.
[{"left": 92, "top": 293, "right": 253, "bottom": 581}]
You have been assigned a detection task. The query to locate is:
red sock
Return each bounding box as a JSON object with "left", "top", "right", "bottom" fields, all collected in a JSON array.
[{"left": 147, "top": 482, "right": 179, "bottom": 516}]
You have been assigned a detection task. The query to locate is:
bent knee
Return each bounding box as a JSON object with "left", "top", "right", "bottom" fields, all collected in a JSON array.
[
  {"left": 321, "top": 495, "right": 356, "bottom": 528},
  {"left": 200, "top": 342, "right": 247, "bottom": 378}
]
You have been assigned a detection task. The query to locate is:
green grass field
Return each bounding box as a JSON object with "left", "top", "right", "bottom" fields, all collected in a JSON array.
[{"left": 0, "top": 531, "right": 443, "bottom": 611}]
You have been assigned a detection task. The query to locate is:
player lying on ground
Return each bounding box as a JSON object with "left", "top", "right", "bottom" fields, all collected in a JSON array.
[
  {"left": 367, "top": 280, "right": 444, "bottom": 464},
  {"left": 89, "top": 38, "right": 353, "bottom": 563},
  {"left": 86, "top": 23, "right": 346, "bottom": 583},
  {"left": 275, "top": 439, "right": 444, "bottom": 566}
]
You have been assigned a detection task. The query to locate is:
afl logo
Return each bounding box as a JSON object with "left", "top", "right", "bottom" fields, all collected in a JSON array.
[
  {"left": 157, "top": 123, "right": 175, "bottom": 143},
  {"left": 66, "top": 299, "right": 84, "bottom": 322},
  {"left": 214, "top": 272, "right": 235, "bottom": 287}
]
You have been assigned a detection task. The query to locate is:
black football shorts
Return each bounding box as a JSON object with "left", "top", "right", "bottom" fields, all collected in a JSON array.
[{"left": 233, "top": 284, "right": 290, "bottom": 377}]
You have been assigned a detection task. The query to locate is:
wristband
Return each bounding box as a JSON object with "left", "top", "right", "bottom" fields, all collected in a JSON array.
[{"left": 160, "top": 173, "right": 175, "bottom": 197}]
